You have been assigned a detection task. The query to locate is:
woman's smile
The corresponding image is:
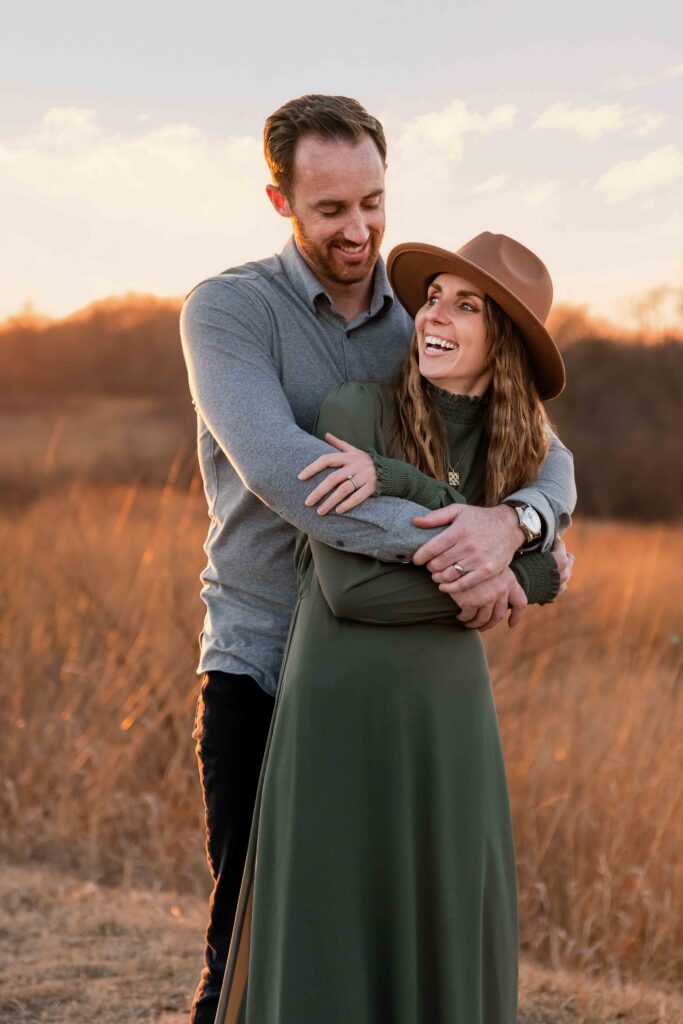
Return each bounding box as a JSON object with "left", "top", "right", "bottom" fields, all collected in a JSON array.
[{"left": 422, "top": 332, "right": 459, "bottom": 356}]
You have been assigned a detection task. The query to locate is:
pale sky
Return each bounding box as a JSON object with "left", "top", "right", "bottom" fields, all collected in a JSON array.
[{"left": 1, "top": 0, "right": 681, "bottom": 328}]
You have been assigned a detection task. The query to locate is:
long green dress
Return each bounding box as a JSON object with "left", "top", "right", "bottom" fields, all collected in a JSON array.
[{"left": 218, "top": 381, "right": 559, "bottom": 1024}]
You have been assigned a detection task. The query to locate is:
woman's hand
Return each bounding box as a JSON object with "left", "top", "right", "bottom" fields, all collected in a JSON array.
[
  {"left": 298, "top": 433, "right": 377, "bottom": 515},
  {"left": 439, "top": 566, "right": 528, "bottom": 631},
  {"left": 551, "top": 535, "right": 575, "bottom": 593}
]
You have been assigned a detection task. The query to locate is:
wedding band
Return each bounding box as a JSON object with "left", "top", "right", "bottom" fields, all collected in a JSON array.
[
  {"left": 452, "top": 562, "right": 466, "bottom": 575},
  {"left": 347, "top": 475, "right": 359, "bottom": 491}
]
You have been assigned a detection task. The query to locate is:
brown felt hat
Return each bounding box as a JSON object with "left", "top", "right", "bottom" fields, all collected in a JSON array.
[{"left": 387, "top": 232, "right": 565, "bottom": 399}]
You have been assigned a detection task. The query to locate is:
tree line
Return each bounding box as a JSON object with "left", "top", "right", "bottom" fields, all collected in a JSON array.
[{"left": 1, "top": 295, "right": 681, "bottom": 521}]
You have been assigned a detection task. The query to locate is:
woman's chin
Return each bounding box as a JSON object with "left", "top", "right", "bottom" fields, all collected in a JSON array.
[{"left": 419, "top": 361, "right": 450, "bottom": 386}]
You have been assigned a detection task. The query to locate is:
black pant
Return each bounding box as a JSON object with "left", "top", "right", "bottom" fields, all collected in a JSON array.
[{"left": 190, "top": 670, "right": 274, "bottom": 1024}]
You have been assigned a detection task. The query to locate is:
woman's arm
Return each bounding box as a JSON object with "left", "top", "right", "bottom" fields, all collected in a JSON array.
[
  {"left": 368, "top": 449, "right": 560, "bottom": 604},
  {"left": 307, "top": 385, "right": 559, "bottom": 624},
  {"left": 368, "top": 448, "right": 467, "bottom": 510}
]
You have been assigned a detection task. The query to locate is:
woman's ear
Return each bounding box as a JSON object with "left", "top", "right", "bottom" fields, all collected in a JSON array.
[{"left": 266, "top": 184, "right": 292, "bottom": 219}]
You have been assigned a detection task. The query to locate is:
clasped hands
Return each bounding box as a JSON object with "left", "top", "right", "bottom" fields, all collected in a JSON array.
[{"left": 299, "top": 433, "right": 574, "bottom": 631}]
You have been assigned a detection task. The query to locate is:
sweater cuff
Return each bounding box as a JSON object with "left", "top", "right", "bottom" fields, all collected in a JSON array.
[
  {"left": 368, "top": 448, "right": 415, "bottom": 500},
  {"left": 510, "top": 552, "right": 560, "bottom": 605},
  {"left": 368, "top": 449, "right": 467, "bottom": 511}
]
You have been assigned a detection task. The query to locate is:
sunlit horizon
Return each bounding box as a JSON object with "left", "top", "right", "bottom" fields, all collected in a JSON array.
[{"left": 2, "top": 1, "right": 681, "bottom": 332}]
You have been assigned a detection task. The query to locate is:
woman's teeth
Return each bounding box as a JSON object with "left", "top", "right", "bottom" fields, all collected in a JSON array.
[{"left": 424, "top": 334, "right": 458, "bottom": 353}]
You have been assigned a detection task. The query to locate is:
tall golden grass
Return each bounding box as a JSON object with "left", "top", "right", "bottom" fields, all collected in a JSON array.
[{"left": 0, "top": 484, "right": 681, "bottom": 990}]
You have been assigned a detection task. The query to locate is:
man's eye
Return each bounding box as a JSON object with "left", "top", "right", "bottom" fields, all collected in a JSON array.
[
  {"left": 363, "top": 201, "right": 380, "bottom": 210},
  {"left": 427, "top": 295, "right": 438, "bottom": 305},
  {"left": 319, "top": 209, "right": 340, "bottom": 218}
]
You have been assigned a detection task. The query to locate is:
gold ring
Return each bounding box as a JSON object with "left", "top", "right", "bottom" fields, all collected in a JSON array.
[{"left": 452, "top": 562, "right": 466, "bottom": 575}]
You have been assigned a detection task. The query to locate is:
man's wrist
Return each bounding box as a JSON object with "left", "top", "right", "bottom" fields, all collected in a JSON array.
[
  {"left": 502, "top": 500, "right": 543, "bottom": 552},
  {"left": 497, "top": 503, "right": 527, "bottom": 557}
]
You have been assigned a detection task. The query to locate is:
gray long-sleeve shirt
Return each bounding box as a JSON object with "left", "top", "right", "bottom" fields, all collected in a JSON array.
[{"left": 180, "top": 238, "right": 576, "bottom": 694}]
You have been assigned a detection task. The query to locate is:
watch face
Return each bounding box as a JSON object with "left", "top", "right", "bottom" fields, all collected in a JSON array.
[{"left": 522, "top": 506, "right": 542, "bottom": 538}]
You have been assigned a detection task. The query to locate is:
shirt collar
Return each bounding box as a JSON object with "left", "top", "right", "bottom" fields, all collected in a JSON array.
[{"left": 279, "top": 236, "right": 395, "bottom": 322}]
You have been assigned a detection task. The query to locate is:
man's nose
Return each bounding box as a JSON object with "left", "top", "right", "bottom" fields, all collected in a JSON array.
[{"left": 342, "top": 209, "right": 371, "bottom": 245}]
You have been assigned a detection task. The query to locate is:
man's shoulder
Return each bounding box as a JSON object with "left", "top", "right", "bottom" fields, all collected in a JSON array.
[
  {"left": 181, "top": 253, "right": 289, "bottom": 334},
  {"left": 185, "top": 252, "right": 286, "bottom": 306}
]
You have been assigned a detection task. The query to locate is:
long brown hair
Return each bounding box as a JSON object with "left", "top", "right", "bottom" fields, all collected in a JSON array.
[{"left": 392, "top": 296, "right": 551, "bottom": 505}]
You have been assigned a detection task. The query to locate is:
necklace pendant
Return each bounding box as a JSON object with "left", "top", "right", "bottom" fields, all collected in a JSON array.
[{"left": 448, "top": 469, "right": 460, "bottom": 487}]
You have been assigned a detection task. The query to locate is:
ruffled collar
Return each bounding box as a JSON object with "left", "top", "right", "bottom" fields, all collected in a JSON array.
[{"left": 425, "top": 380, "right": 489, "bottom": 425}]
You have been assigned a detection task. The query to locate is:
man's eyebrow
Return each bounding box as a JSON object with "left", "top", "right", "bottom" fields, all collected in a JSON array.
[{"left": 314, "top": 189, "right": 384, "bottom": 208}]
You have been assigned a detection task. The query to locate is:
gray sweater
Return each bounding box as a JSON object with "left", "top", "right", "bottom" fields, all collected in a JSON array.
[{"left": 180, "top": 238, "right": 576, "bottom": 694}]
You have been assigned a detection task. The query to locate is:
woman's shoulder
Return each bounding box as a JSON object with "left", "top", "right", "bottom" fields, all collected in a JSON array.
[
  {"left": 315, "top": 380, "right": 393, "bottom": 447},
  {"left": 321, "top": 380, "right": 387, "bottom": 414}
]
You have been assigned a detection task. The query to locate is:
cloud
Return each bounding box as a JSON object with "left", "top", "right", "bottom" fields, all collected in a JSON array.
[
  {"left": 532, "top": 102, "right": 665, "bottom": 141},
  {"left": 0, "top": 106, "right": 264, "bottom": 224},
  {"left": 595, "top": 145, "right": 683, "bottom": 203},
  {"left": 521, "top": 179, "right": 560, "bottom": 208},
  {"left": 469, "top": 173, "right": 559, "bottom": 208},
  {"left": 396, "top": 100, "right": 518, "bottom": 165},
  {"left": 0, "top": 106, "right": 277, "bottom": 317},
  {"left": 606, "top": 63, "right": 683, "bottom": 93},
  {"left": 471, "top": 174, "right": 509, "bottom": 195},
  {"left": 630, "top": 110, "right": 668, "bottom": 137}
]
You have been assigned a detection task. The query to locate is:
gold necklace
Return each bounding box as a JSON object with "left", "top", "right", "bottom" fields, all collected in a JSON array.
[{"left": 446, "top": 430, "right": 478, "bottom": 487}]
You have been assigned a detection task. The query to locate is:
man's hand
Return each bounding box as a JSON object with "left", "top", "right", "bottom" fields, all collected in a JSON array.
[
  {"left": 413, "top": 504, "right": 526, "bottom": 590},
  {"left": 440, "top": 566, "right": 528, "bottom": 631}
]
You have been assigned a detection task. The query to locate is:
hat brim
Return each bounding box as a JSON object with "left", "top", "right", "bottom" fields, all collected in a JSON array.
[{"left": 387, "top": 242, "right": 565, "bottom": 400}]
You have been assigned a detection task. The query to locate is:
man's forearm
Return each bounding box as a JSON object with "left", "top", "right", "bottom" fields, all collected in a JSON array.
[
  {"left": 180, "top": 282, "right": 442, "bottom": 563},
  {"left": 505, "top": 430, "right": 577, "bottom": 549}
]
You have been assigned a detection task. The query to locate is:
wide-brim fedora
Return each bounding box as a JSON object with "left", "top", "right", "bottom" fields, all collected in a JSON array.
[{"left": 387, "top": 232, "right": 565, "bottom": 400}]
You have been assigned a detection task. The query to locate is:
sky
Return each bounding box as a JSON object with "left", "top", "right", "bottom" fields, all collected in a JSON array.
[{"left": 1, "top": 0, "right": 682, "bottom": 328}]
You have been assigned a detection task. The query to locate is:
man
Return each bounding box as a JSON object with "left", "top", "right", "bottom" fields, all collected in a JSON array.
[{"left": 180, "top": 94, "right": 576, "bottom": 1024}]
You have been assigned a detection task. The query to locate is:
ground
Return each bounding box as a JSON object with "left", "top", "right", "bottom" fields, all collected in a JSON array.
[{"left": 0, "top": 863, "right": 681, "bottom": 1024}]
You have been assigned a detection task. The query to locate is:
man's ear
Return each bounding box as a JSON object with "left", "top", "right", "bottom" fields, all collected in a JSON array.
[{"left": 266, "top": 184, "right": 292, "bottom": 219}]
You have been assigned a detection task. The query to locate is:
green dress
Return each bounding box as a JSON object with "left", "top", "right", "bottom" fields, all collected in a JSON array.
[{"left": 217, "top": 381, "right": 559, "bottom": 1024}]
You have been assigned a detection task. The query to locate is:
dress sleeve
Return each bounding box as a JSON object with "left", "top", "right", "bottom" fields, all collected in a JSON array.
[{"left": 308, "top": 386, "right": 558, "bottom": 624}]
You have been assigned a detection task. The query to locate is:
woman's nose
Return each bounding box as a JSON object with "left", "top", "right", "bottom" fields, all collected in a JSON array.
[{"left": 426, "top": 307, "right": 448, "bottom": 326}]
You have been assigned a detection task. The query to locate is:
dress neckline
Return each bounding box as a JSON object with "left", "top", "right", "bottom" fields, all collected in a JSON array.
[{"left": 425, "top": 381, "right": 488, "bottom": 426}]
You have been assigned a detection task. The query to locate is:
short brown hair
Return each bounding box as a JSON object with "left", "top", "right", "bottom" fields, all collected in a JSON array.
[{"left": 264, "top": 94, "right": 387, "bottom": 198}]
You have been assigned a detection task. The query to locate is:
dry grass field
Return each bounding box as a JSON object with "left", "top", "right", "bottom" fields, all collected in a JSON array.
[
  {"left": 0, "top": 394, "right": 195, "bottom": 497},
  {"left": 2, "top": 862, "right": 682, "bottom": 1024},
  {"left": 0, "top": 481, "right": 681, "bottom": 1007}
]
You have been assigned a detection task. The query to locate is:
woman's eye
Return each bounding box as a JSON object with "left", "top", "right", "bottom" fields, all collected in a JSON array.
[{"left": 461, "top": 302, "right": 477, "bottom": 312}]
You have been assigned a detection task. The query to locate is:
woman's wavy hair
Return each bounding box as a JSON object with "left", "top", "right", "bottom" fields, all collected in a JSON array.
[{"left": 391, "top": 296, "right": 551, "bottom": 506}]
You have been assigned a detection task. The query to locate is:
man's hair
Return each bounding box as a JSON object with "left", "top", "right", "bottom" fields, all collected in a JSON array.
[{"left": 264, "top": 94, "right": 387, "bottom": 199}]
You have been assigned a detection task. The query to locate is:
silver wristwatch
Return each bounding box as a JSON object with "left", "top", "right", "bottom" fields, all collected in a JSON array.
[{"left": 506, "top": 501, "right": 542, "bottom": 549}]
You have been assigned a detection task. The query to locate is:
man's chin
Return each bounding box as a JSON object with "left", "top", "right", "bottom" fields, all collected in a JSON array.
[{"left": 327, "top": 251, "right": 378, "bottom": 285}]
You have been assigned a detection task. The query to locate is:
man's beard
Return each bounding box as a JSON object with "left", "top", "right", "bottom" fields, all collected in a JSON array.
[{"left": 292, "top": 222, "right": 383, "bottom": 287}]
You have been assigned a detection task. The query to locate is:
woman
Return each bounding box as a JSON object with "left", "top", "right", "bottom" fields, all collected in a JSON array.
[{"left": 217, "top": 232, "right": 573, "bottom": 1024}]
